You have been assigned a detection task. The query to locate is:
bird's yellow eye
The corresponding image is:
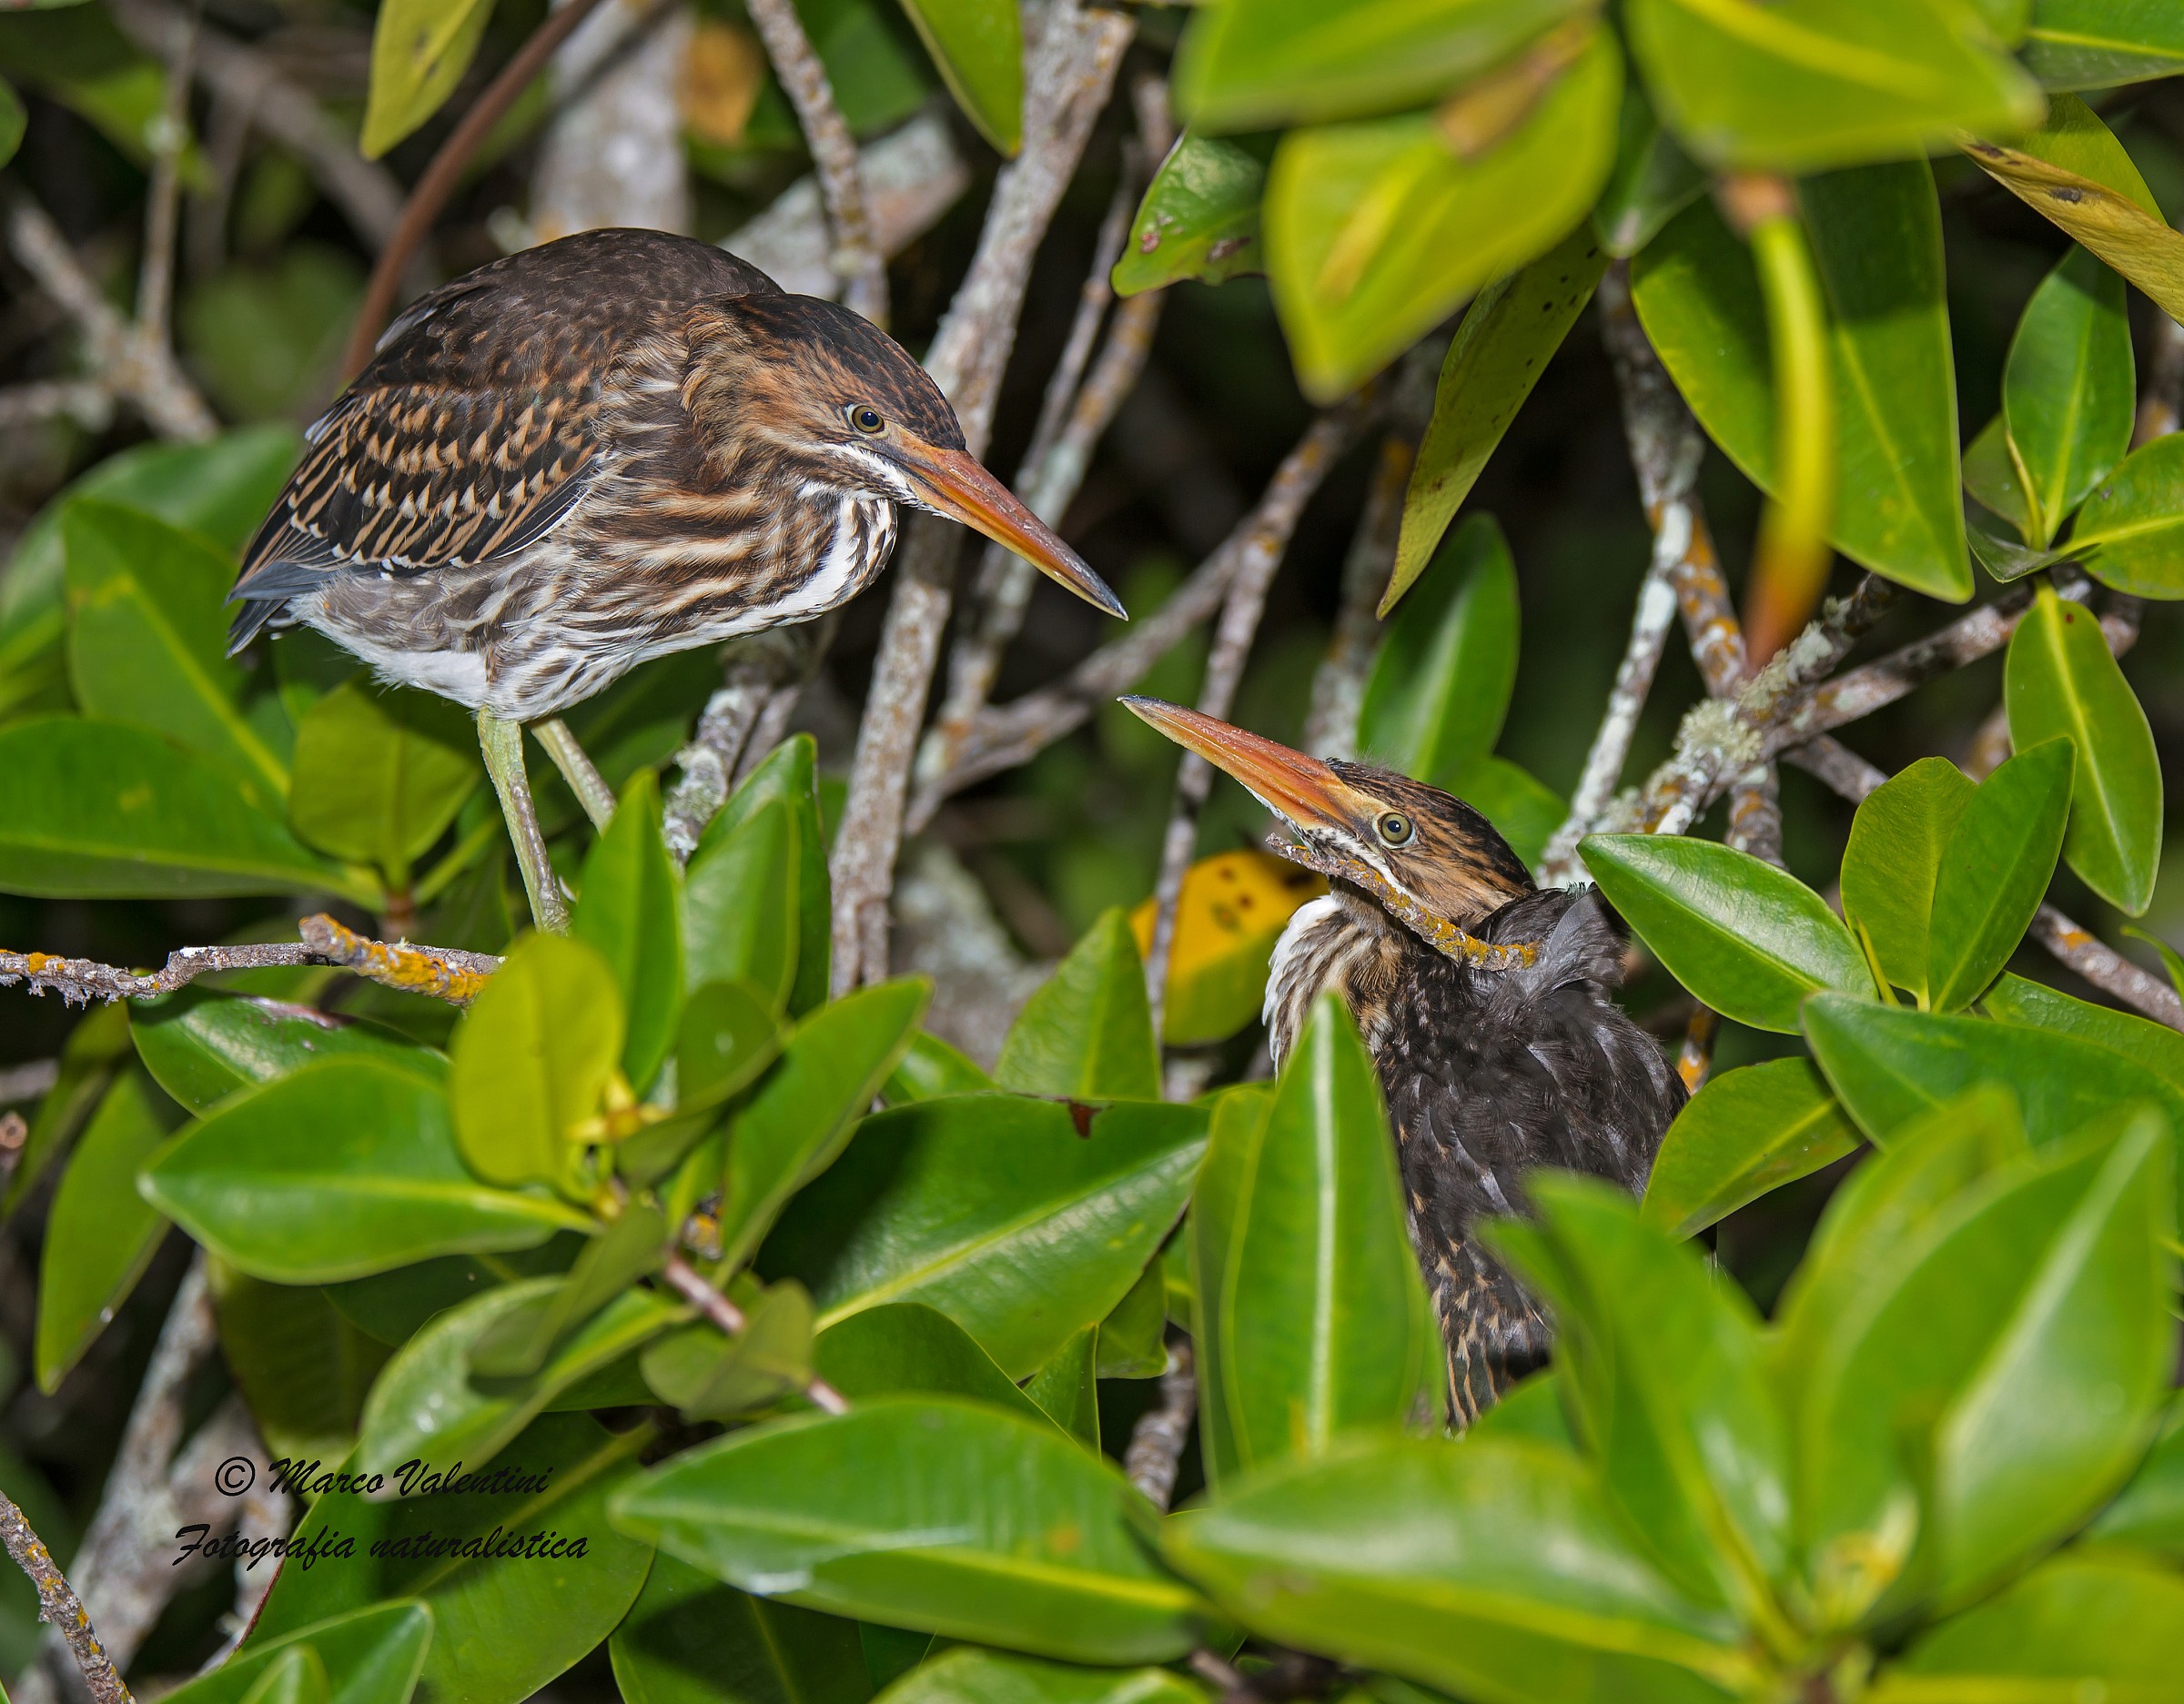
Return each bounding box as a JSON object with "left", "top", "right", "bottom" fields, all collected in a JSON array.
[
  {"left": 850, "top": 405, "right": 885, "bottom": 434},
  {"left": 1376, "top": 812, "right": 1414, "bottom": 846}
]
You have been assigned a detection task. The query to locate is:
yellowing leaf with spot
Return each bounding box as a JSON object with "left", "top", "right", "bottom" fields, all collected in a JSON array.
[
  {"left": 362, "top": 0, "right": 499, "bottom": 159},
  {"left": 1130, "top": 851, "right": 1326, "bottom": 1046},
  {"left": 1965, "top": 135, "right": 2184, "bottom": 327}
]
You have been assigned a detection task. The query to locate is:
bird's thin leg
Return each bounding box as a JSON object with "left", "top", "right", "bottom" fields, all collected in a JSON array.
[
  {"left": 477, "top": 710, "right": 571, "bottom": 934},
  {"left": 534, "top": 718, "right": 616, "bottom": 831}
]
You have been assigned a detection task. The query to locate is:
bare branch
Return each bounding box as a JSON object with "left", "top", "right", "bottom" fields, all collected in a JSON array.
[
  {"left": 0, "top": 1492, "right": 131, "bottom": 1704},
  {"left": 531, "top": 0, "right": 694, "bottom": 241},
  {"left": 930, "top": 405, "right": 1371, "bottom": 803},
  {"left": 136, "top": 0, "right": 197, "bottom": 346},
  {"left": 1300, "top": 431, "right": 1411, "bottom": 761},
  {"left": 828, "top": 0, "right": 1132, "bottom": 994},
  {"left": 0, "top": 1060, "right": 56, "bottom": 1106},
  {"left": 724, "top": 110, "right": 970, "bottom": 300},
  {"left": 743, "top": 0, "right": 885, "bottom": 324},
  {"left": 16, "top": 1256, "right": 217, "bottom": 1704},
  {"left": 5, "top": 197, "right": 216, "bottom": 442},
  {"left": 0, "top": 380, "right": 114, "bottom": 434},
  {"left": 3, "top": 917, "right": 499, "bottom": 1008},
  {"left": 916, "top": 89, "right": 1174, "bottom": 814},
  {"left": 659, "top": 1254, "right": 852, "bottom": 1415},
  {"left": 1124, "top": 1336, "right": 1196, "bottom": 1508}
]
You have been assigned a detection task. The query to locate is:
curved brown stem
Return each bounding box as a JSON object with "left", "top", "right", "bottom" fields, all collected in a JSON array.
[{"left": 341, "top": 0, "right": 614, "bottom": 378}]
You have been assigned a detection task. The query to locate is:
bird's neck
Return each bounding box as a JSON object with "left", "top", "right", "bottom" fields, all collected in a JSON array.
[{"left": 1264, "top": 884, "right": 1422, "bottom": 1066}]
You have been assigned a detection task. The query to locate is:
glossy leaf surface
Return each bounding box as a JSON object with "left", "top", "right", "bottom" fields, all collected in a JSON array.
[
  {"left": 1189, "top": 1085, "right": 1276, "bottom": 1487},
  {"left": 571, "top": 769, "right": 683, "bottom": 1092},
  {"left": 360, "top": 0, "right": 494, "bottom": 156},
  {"left": 769, "top": 1095, "right": 1208, "bottom": 1378},
  {"left": 610, "top": 1552, "right": 873, "bottom": 1704},
  {"left": 1174, "top": 0, "right": 1593, "bottom": 131},
  {"left": 450, "top": 933, "right": 623, "bottom": 1192},
  {"left": 612, "top": 1398, "right": 1208, "bottom": 1664},
  {"left": 2022, "top": 0, "right": 2184, "bottom": 88},
  {"left": 1217, "top": 995, "right": 1437, "bottom": 1470},
  {"left": 1925, "top": 737, "right": 2072, "bottom": 1012},
  {"left": 1985, "top": 973, "right": 2184, "bottom": 1091},
  {"left": 717, "top": 977, "right": 927, "bottom": 1271},
  {"left": 355, "top": 1279, "right": 681, "bottom": 1477},
  {"left": 1491, "top": 1175, "right": 1790, "bottom": 1611},
  {"left": 2069, "top": 431, "right": 2184, "bottom": 598},
  {"left": 209, "top": 1263, "right": 389, "bottom": 1461},
  {"left": 1630, "top": 178, "right": 1971, "bottom": 601},
  {"left": 64, "top": 499, "right": 286, "bottom": 801},
  {"left": 0, "top": 716, "right": 363, "bottom": 902},
  {"left": 1162, "top": 1437, "right": 1749, "bottom": 1702},
  {"left": 143, "top": 1059, "right": 588, "bottom": 1283},
  {"left": 1803, "top": 993, "right": 2184, "bottom": 1161},
  {"left": 995, "top": 910, "right": 1158, "bottom": 1101},
  {"left": 895, "top": 0, "right": 1020, "bottom": 155},
  {"left": 1642, "top": 1058, "right": 1861, "bottom": 1238},
  {"left": 1263, "top": 26, "right": 1621, "bottom": 401},
  {"left": 132, "top": 987, "right": 441, "bottom": 1116},
  {"left": 1113, "top": 132, "right": 1265, "bottom": 297},
  {"left": 1360, "top": 514, "right": 1519, "bottom": 788},
  {"left": 2006, "top": 586, "right": 2162, "bottom": 915},
  {"left": 288, "top": 682, "right": 479, "bottom": 885},
  {"left": 1582, "top": 834, "right": 1868, "bottom": 1033},
  {"left": 812, "top": 1300, "right": 1048, "bottom": 1425},
  {"left": 685, "top": 796, "right": 801, "bottom": 1013},
  {"left": 2001, "top": 247, "right": 2132, "bottom": 548},
  {"left": 158, "top": 1603, "right": 431, "bottom": 1704},
  {"left": 879, "top": 1649, "right": 1204, "bottom": 1704},
  {"left": 251, "top": 1413, "right": 653, "bottom": 1704},
  {"left": 1624, "top": 0, "right": 2039, "bottom": 171},
  {"left": 1886, "top": 1549, "right": 2184, "bottom": 1694},
  {"left": 1837, "top": 756, "right": 1976, "bottom": 1003},
  {"left": 1388, "top": 229, "right": 1606, "bottom": 610},
  {"left": 35, "top": 1067, "right": 177, "bottom": 1391},
  {"left": 688, "top": 736, "right": 829, "bottom": 1015}
]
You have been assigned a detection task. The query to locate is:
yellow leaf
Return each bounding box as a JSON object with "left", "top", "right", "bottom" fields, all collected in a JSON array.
[
  {"left": 681, "top": 22, "right": 766, "bottom": 149},
  {"left": 1130, "top": 851, "right": 1327, "bottom": 1047},
  {"left": 1964, "top": 134, "right": 2184, "bottom": 327},
  {"left": 361, "top": 0, "right": 499, "bottom": 160}
]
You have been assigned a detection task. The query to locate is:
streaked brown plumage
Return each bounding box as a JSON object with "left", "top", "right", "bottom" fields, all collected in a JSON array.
[
  {"left": 1124, "top": 700, "right": 1684, "bottom": 1425},
  {"left": 230, "top": 227, "right": 1121, "bottom": 721}
]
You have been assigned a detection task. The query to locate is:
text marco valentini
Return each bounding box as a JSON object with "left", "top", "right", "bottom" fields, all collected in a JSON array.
[{"left": 172, "top": 1459, "right": 590, "bottom": 1573}]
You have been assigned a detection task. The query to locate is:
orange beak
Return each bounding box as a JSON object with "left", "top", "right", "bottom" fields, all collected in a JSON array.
[
  {"left": 1119, "top": 698, "right": 1357, "bottom": 834},
  {"left": 900, "top": 444, "right": 1126, "bottom": 619}
]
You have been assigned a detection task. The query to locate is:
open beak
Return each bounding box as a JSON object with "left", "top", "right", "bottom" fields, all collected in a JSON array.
[
  {"left": 1119, "top": 698, "right": 1356, "bottom": 835},
  {"left": 901, "top": 445, "right": 1126, "bottom": 619}
]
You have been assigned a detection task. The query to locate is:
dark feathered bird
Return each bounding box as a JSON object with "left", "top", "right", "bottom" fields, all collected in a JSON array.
[
  {"left": 1124, "top": 699, "right": 1684, "bottom": 1425},
  {"left": 232, "top": 229, "right": 1123, "bottom": 923}
]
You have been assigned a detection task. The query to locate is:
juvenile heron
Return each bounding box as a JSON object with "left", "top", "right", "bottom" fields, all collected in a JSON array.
[
  {"left": 1124, "top": 698, "right": 1683, "bottom": 1423},
  {"left": 232, "top": 228, "right": 1123, "bottom": 927}
]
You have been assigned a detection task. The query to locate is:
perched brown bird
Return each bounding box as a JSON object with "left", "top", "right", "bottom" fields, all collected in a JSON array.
[
  {"left": 231, "top": 229, "right": 1122, "bottom": 922},
  {"left": 1125, "top": 699, "right": 1683, "bottom": 1424}
]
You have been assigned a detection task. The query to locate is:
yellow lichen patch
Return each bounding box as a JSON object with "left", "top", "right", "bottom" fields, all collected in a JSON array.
[{"left": 1130, "top": 851, "right": 1327, "bottom": 1046}]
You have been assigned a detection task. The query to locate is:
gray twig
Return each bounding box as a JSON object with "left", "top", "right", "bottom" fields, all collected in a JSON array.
[
  {"left": 743, "top": 0, "right": 884, "bottom": 323},
  {"left": 1124, "top": 1336, "right": 1196, "bottom": 1508},
  {"left": 0, "top": 1060, "right": 58, "bottom": 1106},
  {"left": 3, "top": 918, "right": 500, "bottom": 1008},
  {"left": 828, "top": 0, "right": 1132, "bottom": 994},
  {"left": 135, "top": 0, "right": 197, "bottom": 347},
  {"left": 5, "top": 197, "right": 217, "bottom": 442},
  {"left": 1144, "top": 393, "right": 1379, "bottom": 1026},
  {"left": 0, "top": 1491, "right": 130, "bottom": 1704},
  {"left": 930, "top": 405, "right": 1372, "bottom": 805},
  {"left": 659, "top": 1255, "right": 851, "bottom": 1415},
  {"left": 17, "top": 1256, "right": 217, "bottom": 1704}
]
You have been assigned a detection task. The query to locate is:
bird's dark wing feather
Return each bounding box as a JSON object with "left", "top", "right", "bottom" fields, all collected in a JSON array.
[
  {"left": 231, "top": 231, "right": 779, "bottom": 643},
  {"left": 1383, "top": 885, "right": 1684, "bottom": 1423}
]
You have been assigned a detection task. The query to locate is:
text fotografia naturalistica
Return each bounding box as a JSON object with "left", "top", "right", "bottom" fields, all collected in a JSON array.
[{"left": 173, "top": 1522, "right": 594, "bottom": 1572}]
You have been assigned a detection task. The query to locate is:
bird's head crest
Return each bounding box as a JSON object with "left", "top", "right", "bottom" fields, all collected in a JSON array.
[{"left": 1120, "top": 699, "right": 1532, "bottom": 928}]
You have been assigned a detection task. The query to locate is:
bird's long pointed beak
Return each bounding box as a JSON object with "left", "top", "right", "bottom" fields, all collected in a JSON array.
[
  {"left": 903, "top": 446, "right": 1126, "bottom": 619},
  {"left": 1119, "top": 697, "right": 1352, "bottom": 833}
]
